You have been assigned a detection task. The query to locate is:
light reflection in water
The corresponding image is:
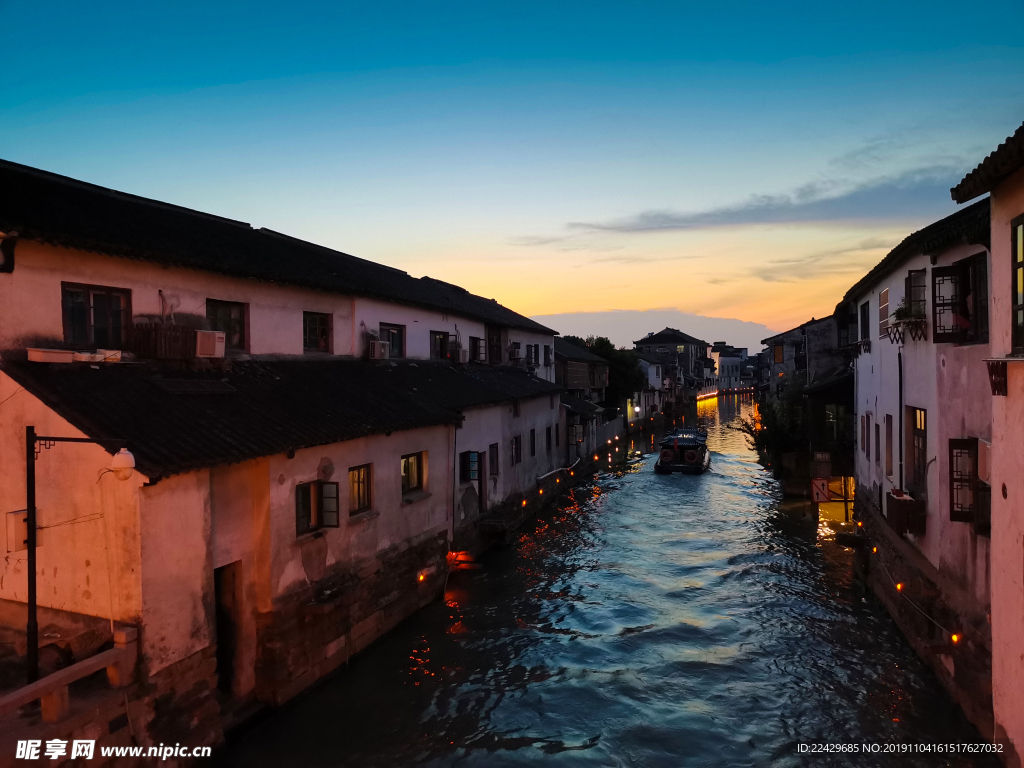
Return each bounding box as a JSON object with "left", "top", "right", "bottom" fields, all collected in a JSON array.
[{"left": 220, "top": 396, "right": 993, "bottom": 768}]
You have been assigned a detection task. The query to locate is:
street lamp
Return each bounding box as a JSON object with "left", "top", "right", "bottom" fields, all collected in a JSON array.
[{"left": 24, "top": 426, "right": 133, "bottom": 683}]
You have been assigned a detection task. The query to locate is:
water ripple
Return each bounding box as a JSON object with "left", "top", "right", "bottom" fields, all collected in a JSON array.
[{"left": 219, "top": 398, "right": 995, "bottom": 768}]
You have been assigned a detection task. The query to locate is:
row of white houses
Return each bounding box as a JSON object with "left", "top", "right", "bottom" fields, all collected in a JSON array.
[
  {"left": 0, "top": 158, "right": 582, "bottom": 753},
  {"left": 834, "top": 120, "right": 1024, "bottom": 759}
]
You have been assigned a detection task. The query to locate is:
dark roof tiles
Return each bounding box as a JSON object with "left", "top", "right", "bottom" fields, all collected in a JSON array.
[
  {"left": 952, "top": 122, "right": 1024, "bottom": 204},
  {"left": 1, "top": 357, "right": 560, "bottom": 479},
  {"left": 633, "top": 328, "right": 708, "bottom": 347},
  {"left": 837, "top": 199, "right": 990, "bottom": 307},
  {"left": 554, "top": 338, "right": 607, "bottom": 364},
  {"left": 0, "top": 159, "right": 555, "bottom": 335}
]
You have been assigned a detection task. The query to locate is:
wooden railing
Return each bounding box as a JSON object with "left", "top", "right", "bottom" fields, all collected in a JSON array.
[
  {"left": 131, "top": 323, "right": 197, "bottom": 361},
  {"left": 0, "top": 626, "right": 137, "bottom": 723}
]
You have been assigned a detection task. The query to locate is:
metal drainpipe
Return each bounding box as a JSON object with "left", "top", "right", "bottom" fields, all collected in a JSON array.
[{"left": 898, "top": 348, "right": 904, "bottom": 490}]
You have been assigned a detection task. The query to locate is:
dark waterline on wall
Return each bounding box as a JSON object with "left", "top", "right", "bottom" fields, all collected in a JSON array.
[{"left": 218, "top": 396, "right": 993, "bottom": 767}]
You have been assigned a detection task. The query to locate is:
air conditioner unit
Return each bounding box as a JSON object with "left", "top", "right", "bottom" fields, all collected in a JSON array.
[
  {"left": 368, "top": 340, "right": 390, "bottom": 360},
  {"left": 459, "top": 349, "right": 470, "bottom": 364},
  {"left": 195, "top": 331, "right": 226, "bottom": 358}
]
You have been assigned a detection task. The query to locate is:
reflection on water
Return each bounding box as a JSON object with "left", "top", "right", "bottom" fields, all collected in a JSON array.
[{"left": 219, "top": 396, "right": 993, "bottom": 768}]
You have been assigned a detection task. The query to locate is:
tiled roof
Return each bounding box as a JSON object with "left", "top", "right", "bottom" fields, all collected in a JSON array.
[
  {"left": 554, "top": 337, "right": 607, "bottom": 364},
  {"left": 0, "top": 357, "right": 560, "bottom": 479},
  {"left": 633, "top": 328, "right": 708, "bottom": 347},
  {"left": 952, "top": 121, "right": 1024, "bottom": 204},
  {"left": 837, "top": 198, "right": 990, "bottom": 307},
  {"left": 560, "top": 393, "right": 603, "bottom": 416},
  {"left": 760, "top": 316, "right": 833, "bottom": 345},
  {"left": 0, "top": 159, "right": 555, "bottom": 336}
]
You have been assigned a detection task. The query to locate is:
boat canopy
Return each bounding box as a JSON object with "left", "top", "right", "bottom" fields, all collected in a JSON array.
[{"left": 659, "top": 430, "right": 707, "bottom": 448}]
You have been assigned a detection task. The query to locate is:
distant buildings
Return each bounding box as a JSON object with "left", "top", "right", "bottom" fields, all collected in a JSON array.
[{"left": 761, "top": 119, "right": 1024, "bottom": 754}]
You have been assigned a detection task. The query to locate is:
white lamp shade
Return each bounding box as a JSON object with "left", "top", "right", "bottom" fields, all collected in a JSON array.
[{"left": 111, "top": 448, "right": 135, "bottom": 481}]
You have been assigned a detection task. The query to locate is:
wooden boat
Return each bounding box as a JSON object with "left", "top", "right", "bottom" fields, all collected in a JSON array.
[{"left": 653, "top": 428, "right": 710, "bottom": 474}]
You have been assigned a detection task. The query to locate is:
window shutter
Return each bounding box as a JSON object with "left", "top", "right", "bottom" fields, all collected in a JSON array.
[
  {"left": 932, "top": 266, "right": 964, "bottom": 343},
  {"left": 296, "top": 483, "right": 313, "bottom": 535},
  {"left": 949, "top": 439, "right": 977, "bottom": 523},
  {"left": 319, "top": 481, "right": 340, "bottom": 527}
]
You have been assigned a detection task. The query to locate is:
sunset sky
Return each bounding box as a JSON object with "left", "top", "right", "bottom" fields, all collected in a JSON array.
[{"left": 2, "top": 1, "right": 1023, "bottom": 340}]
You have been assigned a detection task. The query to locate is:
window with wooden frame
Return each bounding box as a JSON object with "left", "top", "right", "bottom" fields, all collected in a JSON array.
[
  {"left": 303, "top": 312, "right": 332, "bottom": 353},
  {"left": 401, "top": 452, "right": 424, "bottom": 495},
  {"left": 348, "top": 465, "right": 371, "bottom": 515},
  {"left": 949, "top": 439, "right": 978, "bottom": 523},
  {"left": 486, "top": 325, "right": 502, "bottom": 364},
  {"left": 866, "top": 414, "right": 872, "bottom": 461},
  {"left": 773, "top": 344, "right": 784, "bottom": 364},
  {"left": 932, "top": 253, "right": 989, "bottom": 344},
  {"left": 380, "top": 323, "right": 405, "bottom": 357},
  {"left": 878, "top": 288, "right": 889, "bottom": 338},
  {"left": 874, "top": 422, "right": 880, "bottom": 466},
  {"left": 1014, "top": 216, "right": 1024, "bottom": 353},
  {"left": 510, "top": 341, "right": 521, "bottom": 360},
  {"left": 905, "top": 269, "right": 927, "bottom": 318},
  {"left": 295, "top": 480, "right": 340, "bottom": 535},
  {"left": 885, "top": 415, "right": 893, "bottom": 478},
  {"left": 860, "top": 301, "right": 870, "bottom": 341},
  {"left": 546, "top": 426, "right": 552, "bottom": 452},
  {"left": 61, "top": 283, "right": 131, "bottom": 348},
  {"left": 207, "top": 299, "right": 247, "bottom": 350},
  {"left": 530, "top": 428, "right": 536, "bottom": 457},
  {"left": 544, "top": 344, "right": 552, "bottom": 366},
  {"left": 511, "top": 435, "right": 522, "bottom": 465},
  {"left": 459, "top": 451, "right": 480, "bottom": 484},
  {"left": 430, "top": 331, "right": 450, "bottom": 360},
  {"left": 468, "top": 336, "right": 485, "bottom": 361},
  {"left": 907, "top": 407, "right": 927, "bottom": 495},
  {"left": 488, "top": 443, "right": 499, "bottom": 475}
]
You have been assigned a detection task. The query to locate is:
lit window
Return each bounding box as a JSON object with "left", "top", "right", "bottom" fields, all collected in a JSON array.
[
  {"left": 401, "top": 452, "right": 424, "bottom": 495},
  {"left": 348, "top": 464, "right": 371, "bottom": 515}
]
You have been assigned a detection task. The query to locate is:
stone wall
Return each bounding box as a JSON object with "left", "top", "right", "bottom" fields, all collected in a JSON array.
[
  {"left": 855, "top": 490, "right": 993, "bottom": 739},
  {"left": 0, "top": 644, "right": 221, "bottom": 768},
  {"left": 254, "top": 531, "right": 449, "bottom": 705}
]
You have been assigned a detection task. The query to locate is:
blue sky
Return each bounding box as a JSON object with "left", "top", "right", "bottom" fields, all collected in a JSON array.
[{"left": 2, "top": 0, "right": 1022, "bottom": 336}]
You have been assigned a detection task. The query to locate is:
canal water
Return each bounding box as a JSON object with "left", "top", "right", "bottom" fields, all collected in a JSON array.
[{"left": 218, "top": 397, "right": 993, "bottom": 767}]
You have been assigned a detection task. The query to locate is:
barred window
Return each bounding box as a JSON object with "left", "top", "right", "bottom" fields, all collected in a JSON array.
[{"left": 949, "top": 439, "right": 977, "bottom": 524}]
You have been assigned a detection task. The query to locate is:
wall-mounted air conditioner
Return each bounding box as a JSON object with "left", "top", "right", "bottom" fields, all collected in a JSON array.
[
  {"left": 459, "top": 349, "right": 470, "bottom": 364},
  {"left": 368, "top": 340, "right": 390, "bottom": 360},
  {"left": 195, "top": 331, "right": 226, "bottom": 358}
]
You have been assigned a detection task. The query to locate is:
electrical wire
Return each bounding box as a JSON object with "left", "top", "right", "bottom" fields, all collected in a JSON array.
[{"left": 876, "top": 556, "right": 953, "bottom": 637}]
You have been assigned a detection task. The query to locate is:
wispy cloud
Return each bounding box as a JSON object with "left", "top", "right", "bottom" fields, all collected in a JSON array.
[
  {"left": 755, "top": 235, "right": 899, "bottom": 283},
  {"left": 566, "top": 164, "right": 967, "bottom": 233}
]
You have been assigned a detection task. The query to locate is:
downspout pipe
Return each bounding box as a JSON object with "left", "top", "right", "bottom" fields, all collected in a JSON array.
[{"left": 898, "top": 349, "right": 904, "bottom": 490}]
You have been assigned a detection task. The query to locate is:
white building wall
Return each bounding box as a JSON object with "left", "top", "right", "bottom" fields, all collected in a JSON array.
[
  {"left": 852, "top": 242, "right": 990, "bottom": 600},
  {"left": 454, "top": 393, "right": 563, "bottom": 524}
]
